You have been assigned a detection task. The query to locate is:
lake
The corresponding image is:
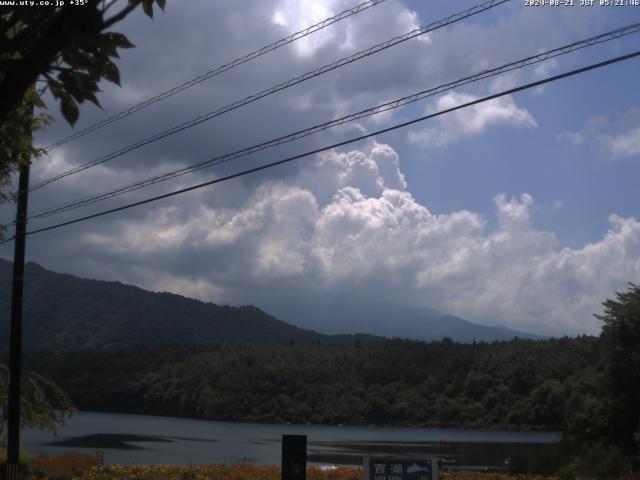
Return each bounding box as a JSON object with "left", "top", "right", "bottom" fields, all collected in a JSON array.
[{"left": 22, "top": 412, "right": 562, "bottom": 472}]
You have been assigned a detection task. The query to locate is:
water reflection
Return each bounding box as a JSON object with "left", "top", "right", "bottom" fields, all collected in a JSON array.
[{"left": 22, "top": 412, "right": 561, "bottom": 472}]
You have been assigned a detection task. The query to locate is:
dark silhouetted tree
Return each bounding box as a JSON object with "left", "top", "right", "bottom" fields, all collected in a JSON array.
[
  {"left": 0, "top": 0, "right": 166, "bottom": 204},
  {"left": 597, "top": 283, "right": 640, "bottom": 471}
]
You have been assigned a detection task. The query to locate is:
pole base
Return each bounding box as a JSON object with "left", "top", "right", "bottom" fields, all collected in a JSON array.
[{"left": 5, "top": 463, "right": 21, "bottom": 480}]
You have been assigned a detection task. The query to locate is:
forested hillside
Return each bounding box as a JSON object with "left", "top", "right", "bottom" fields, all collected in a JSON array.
[
  {"left": 0, "top": 259, "right": 539, "bottom": 348},
  {"left": 25, "top": 336, "right": 602, "bottom": 430},
  {"left": 0, "top": 259, "right": 379, "bottom": 350}
]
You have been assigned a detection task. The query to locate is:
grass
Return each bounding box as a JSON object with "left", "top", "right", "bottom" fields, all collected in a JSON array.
[
  {"left": 12, "top": 454, "right": 568, "bottom": 480},
  {"left": 19, "top": 453, "right": 640, "bottom": 480},
  {"left": 0, "top": 448, "right": 31, "bottom": 465},
  {"left": 24, "top": 460, "right": 360, "bottom": 480}
]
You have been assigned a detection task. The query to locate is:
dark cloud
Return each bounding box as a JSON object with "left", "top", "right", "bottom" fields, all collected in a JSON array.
[{"left": 1, "top": 0, "right": 636, "bottom": 336}]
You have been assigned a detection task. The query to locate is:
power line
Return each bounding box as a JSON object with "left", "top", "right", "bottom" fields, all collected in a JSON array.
[
  {"left": 26, "top": 21, "right": 640, "bottom": 221},
  {"left": 5, "top": 49, "right": 637, "bottom": 243},
  {"left": 43, "top": 0, "right": 389, "bottom": 151},
  {"left": 29, "top": 0, "right": 510, "bottom": 191}
]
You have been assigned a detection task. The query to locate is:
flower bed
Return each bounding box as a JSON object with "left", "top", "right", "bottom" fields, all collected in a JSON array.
[{"left": 26, "top": 455, "right": 564, "bottom": 480}]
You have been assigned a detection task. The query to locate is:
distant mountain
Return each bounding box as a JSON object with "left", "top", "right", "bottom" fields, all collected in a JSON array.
[
  {"left": 261, "top": 298, "right": 545, "bottom": 342},
  {"left": 0, "top": 259, "right": 375, "bottom": 352},
  {"left": 0, "top": 259, "right": 542, "bottom": 351}
]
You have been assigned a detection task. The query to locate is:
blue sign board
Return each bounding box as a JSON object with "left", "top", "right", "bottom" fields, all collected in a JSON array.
[{"left": 364, "top": 458, "right": 437, "bottom": 480}]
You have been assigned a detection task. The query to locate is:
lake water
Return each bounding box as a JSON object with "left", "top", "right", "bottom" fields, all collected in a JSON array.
[{"left": 22, "top": 412, "right": 562, "bottom": 472}]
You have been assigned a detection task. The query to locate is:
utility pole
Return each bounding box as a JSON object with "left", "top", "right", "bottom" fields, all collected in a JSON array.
[{"left": 6, "top": 120, "right": 31, "bottom": 480}]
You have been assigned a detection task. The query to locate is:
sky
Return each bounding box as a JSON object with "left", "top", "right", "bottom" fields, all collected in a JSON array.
[{"left": 2, "top": 0, "right": 640, "bottom": 336}]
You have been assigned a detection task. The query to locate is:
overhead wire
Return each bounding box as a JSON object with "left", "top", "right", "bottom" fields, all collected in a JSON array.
[
  {"left": 2, "top": 48, "right": 636, "bottom": 243},
  {"left": 25, "top": 21, "right": 640, "bottom": 221},
  {"left": 43, "top": 0, "right": 389, "bottom": 151},
  {"left": 29, "top": 0, "right": 511, "bottom": 191}
]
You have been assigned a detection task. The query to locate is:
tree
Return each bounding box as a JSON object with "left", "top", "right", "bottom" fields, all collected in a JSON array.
[
  {"left": 596, "top": 282, "right": 640, "bottom": 471},
  {"left": 0, "top": 85, "right": 49, "bottom": 206},
  {"left": 0, "top": 364, "right": 76, "bottom": 444},
  {"left": 1, "top": 0, "right": 167, "bottom": 442},
  {"left": 0, "top": 0, "right": 166, "bottom": 201}
]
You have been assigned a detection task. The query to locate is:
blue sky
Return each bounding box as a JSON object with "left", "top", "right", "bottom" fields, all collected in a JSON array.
[
  {"left": 395, "top": 0, "right": 640, "bottom": 245},
  {"left": 1, "top": 0, "right": 639, "bottom": 336}
]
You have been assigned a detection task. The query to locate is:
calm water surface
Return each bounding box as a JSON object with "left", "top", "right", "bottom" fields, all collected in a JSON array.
[{"left": 22, "top": 412, "right": 562, "bottom": 471}]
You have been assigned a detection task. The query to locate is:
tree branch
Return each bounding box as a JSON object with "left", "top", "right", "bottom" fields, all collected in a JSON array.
[
  {"left": 103, "top": 0, "right": 120, "bottom": 13},
  {"left": 102, "top": 0, "right": 142, "bottom": 29},
  {"left": 0, "top": 6, "right": 100, "bottom": 123}
]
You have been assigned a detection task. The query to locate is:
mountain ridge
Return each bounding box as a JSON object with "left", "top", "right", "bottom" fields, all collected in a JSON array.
[
  {"left": 264, "top": 298, "right": 544, "bottom": 342},
  {"left": 0, "top": 258, "right": 542, "bottom": 350},
  {"left": 0, "top": 259, "right": 365, "bottom": 351}
]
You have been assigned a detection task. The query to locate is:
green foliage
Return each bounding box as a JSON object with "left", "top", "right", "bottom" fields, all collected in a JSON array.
[
  {"left": 0, "top": 82, "right": 51, "bottom": 225},
  {"left": 24, "top": 336, "right": 601, "bottom": 430},
  {"left": 598, "top": 283, "right": 640, "bottom": 460},
  {"left": 0, "top": 86, "right": 51, "bottom": 239},
  {"left": 0, "top": 1, "right": 166, "bottom": 220},
  {"left": 598, "top": 283, "right": 640, "bottom": 473},
  {"left": 0, "top": 363, "right": 76, "bottom": 443},
  {"left": 0, "top": 259, "right": 369, "bottom": 351},
  {"left": 0, "top": 1, "right": 165, "bottom": 126},
  {"left": 560, "top": 283, "right": 640, "bottom": 476},
  {"left": 0, "top": 447, "right": 30, "bottom": 466},
  {"left": 557, "top": 442, "right": 629, "bottom": 480}
]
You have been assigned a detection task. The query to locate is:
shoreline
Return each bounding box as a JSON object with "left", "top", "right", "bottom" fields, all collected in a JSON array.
[{"left": 65, "top": 410, "right": 563, "bottom": 437}]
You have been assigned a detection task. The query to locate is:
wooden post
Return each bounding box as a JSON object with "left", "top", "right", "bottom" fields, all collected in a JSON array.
[{"left": 282, "top": 434, "right": 306, "bottom": 480}]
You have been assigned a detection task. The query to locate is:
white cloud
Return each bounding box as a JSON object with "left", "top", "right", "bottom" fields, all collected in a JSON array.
[
  {"left": 5, "top": 0, "right": 634, "bottom": 340},
  {"left": 293, "top": 140, "right": 406, "bottom": 203},
  {"left": 558, "top": 116, "right": 608, "bottom": 146},
  {"left": 559, "top": 109, "right": 640, "bottom": 159},
  {"left": 153, "top": 275, "right": 225, "bottom": 303},
  {"left": 607, "top": 125, "right": 640, "bottom": 158},
  {"left": 407, "top": 91, "right": 537, "bottom": 147},
  {"left": 271, "top": 0, "right": 337, "bottom": 57},
  {"left": 56, "top": 141, "right": 640, "bottom": 337}
]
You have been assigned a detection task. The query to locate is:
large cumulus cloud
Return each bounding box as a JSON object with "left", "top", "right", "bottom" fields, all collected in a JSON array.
[
  {"left": 1, "top": 0, "right": 635, "bottom": 339},
  {"left": 36, "top": 141, "right": 639, "bottom": 336}
]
